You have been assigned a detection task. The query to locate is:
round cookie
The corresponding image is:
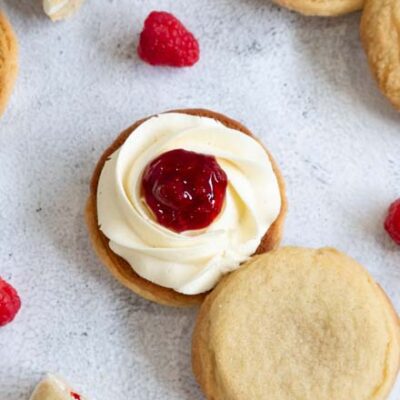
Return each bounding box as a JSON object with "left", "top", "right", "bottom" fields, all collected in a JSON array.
[
  {"left": 361, "top": 0, "right": 400, "bottom": 110},
  {"left": 192, "top": 247, "right": 400, "bottom": 400},
  {"left": 272, "top": 0, "right": 364, "bottom": 16},
  {"left": 85, "top": 109, "right": 287, "bottom": 307},
  {"left": 0, "top": 11, "right": 18, "bottom": 117}
]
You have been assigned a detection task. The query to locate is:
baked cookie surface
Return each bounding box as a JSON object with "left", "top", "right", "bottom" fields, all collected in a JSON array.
[
  {"left": 0, "top": 11, "right": 18, "bottom": 117},
  {"left": 361, "top": 0, "right": 400, "bottom": 110},
  {"left": 272, "top": 0, "right": 363, "bottom": 16},
  {"left": 192, "top": 247, "right": 400, "bottom": 400},
  {"left": 86, "top": 109, "right": 287, "bottom": 307}
]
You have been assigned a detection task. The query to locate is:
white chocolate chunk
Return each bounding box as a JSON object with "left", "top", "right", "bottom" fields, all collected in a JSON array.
[
  {"left": 30, "top": 374, "right": 86, "bottom": 400},
  {"left": 43, "top": 0, "right": 84, "bottom": 21}
]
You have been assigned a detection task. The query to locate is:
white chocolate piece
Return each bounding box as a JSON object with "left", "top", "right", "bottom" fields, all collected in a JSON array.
[
  {"left": 30, "top": 374, "right": 86, "bottom": 400},
  {"left": 43, "top": 0, "right": 84, "bottom": 21}
]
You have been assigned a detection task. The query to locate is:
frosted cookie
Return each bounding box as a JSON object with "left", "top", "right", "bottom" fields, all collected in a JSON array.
[
  {"left": 43, "top": 0, "right": 84, "bottom": 21},
  {"left": 30, "top": 375, "right": 86, "bottom": 400},
  {"left": 361, "top": 0, "right": 400, "bottom": 110},
  {"left": 86, "top": 109, "right": 287, "bottom": 307},
  {"left": 0, "top": 11, "right": 18, "bottom": 117},
  {"left": 272, "top": 0, "right": 364, "bottom": 16},
  {"left": 192, "top": 247, "right": 400, "bottom": 400}
]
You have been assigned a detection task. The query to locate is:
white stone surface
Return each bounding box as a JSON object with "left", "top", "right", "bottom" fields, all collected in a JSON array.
[{"left": 0, "top": 0, "right": 399, "bottom": 399}]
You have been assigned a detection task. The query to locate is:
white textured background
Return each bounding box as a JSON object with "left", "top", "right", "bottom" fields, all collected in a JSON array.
[{"left": 0, "top": 0, "right": 399, "bottom": 399}]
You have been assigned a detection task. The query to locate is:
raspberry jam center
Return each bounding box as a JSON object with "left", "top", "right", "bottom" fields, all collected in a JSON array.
[{"left": 142, "top": 149, "right": 228, "bottom": 232}]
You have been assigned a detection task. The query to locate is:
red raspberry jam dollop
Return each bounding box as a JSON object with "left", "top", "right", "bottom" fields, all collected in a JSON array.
[
  {"left": 70, "top": 392, "right": 81, "bottom": 400},
  {"left": 142, "top": 149, "right": 228, "bottom": 232}
]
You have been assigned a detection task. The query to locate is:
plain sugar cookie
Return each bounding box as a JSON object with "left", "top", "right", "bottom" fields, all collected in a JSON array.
[
  {"left": 0, "top": 11, "right": 18, "bottom": 117},
  {"left": 361, "top": 0, "right": 400, "bottom": 110},
  {"left": 192, "top": 247, "right": 400, "bottom": 400},
  {"left": 272, "top": 0, "right": 364, "bottom": 16}
]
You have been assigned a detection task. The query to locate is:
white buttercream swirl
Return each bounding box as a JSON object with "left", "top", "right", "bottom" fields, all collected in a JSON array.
[{"left": 97, "top": 113, "right": 281, "bottom": 295}]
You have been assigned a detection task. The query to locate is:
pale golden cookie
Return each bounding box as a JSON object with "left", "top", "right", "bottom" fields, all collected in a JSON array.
[
  {"left": 85, "top": 109, "right": 287, "bottom": 307},
  {"left": 30, "top": 375, "right": 87, "bottom": 400},
  {"left": 361, "top": 0, "right": 400, "bottom": 110},
  {"left": 272, "top": 0, "right": 364, "bottom": 16},
  {"left": 0, "top": 11, "right": 18, "bottom": 117},
  {"left": 192, "top": 247, "right": 400, "bottom": 400}
]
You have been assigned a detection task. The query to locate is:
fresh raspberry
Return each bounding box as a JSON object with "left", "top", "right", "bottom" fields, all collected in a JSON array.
[
  {"left": 0, "top": 278, "right": 21, "bottom": 327},
  {"left": 384, "top": 199, "right": 400, "bottom": 245},
  {"left": 138, "top": 11, "right": 200, "bottom": 67}
]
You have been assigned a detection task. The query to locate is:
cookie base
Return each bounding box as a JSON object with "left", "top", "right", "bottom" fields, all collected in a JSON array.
[
  {"left": 360, "top": 0, "right": 400, "bottom": 110},
  {"left": 0, "top": 11, "right": 18, "bottom": 117},
  {"left": 272, "top": 0, "right": 363, "bottom": 16},
  {"left": 192, "top": 247, "right": 400, "bottom": 399},
  {"left": 85, "top": 109, "right": 287, "bottom": 307}
]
